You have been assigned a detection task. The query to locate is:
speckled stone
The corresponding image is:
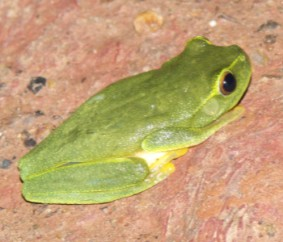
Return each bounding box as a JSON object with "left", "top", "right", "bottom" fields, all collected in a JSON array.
[{"left": 0, "top": 0, "right": 282, "bottom": 241}]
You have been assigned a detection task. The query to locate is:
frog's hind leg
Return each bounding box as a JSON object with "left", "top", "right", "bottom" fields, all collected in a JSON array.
[
  {"left": 22, "top": 157, "right": 151, "bottom": 204},
  {"left": 22, "top": 150, "right": 188, "bottom": 204}
]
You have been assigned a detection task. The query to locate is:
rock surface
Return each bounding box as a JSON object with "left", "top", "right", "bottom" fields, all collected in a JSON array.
[{"left": 0, "top": 1, "right": 282, "bottom": 241}]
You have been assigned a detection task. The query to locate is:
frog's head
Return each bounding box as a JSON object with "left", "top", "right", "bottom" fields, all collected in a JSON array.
[{"left": 182, "top": 36, "right": 252, "bottom": 128}]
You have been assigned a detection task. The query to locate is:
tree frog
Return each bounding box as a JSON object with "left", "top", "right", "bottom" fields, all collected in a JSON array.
[{"left": 19, "top": 36, "right": 251, "bottom": 204}]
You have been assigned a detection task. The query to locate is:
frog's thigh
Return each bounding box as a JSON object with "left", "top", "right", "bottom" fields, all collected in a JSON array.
[{"left": 22, "top": 157, "right": 153, "bottom": 204}]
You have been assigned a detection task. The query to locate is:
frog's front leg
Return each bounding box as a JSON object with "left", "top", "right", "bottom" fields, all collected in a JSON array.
[{"left": 142, "top": 106, "right": 245, "bottom": 152}]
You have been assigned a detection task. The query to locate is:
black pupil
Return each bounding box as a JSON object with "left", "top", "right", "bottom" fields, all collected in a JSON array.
[{"left": 223, "top": 73, "right": 236, "bottom": 93}]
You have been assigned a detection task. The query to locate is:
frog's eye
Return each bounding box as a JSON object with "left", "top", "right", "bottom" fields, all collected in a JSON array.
[{"left": 219, "top": 72, "right": 236, "bottom": 95}]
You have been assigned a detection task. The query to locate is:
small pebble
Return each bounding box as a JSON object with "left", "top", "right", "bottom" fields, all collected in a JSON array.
[
  {"left": 209, "top": 19, "right": 217, "bottom": 27},
  {"left": 27, "top": 76, "right": 47, "bottom": 94},
  {"left": 134, "top": 10, "right": 163, "bottom": 34}
]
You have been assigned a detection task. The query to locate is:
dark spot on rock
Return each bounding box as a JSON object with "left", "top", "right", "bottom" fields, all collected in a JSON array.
[
  {"left": 264, "top": 34, "right": 277, "bottom": 44},
  {"left": 0, "top": 159, "right": 12, "bottom": 169},
  {"left": 27, "top": 76, "right": 47, "bottom": 94},
  {"left": 81, "top": 77, "right": 87, "bottom": 83},
  {"left": 257, "top": 20, "right": 280, "bottom": 32},
  {"left": 0, "top": 83, "right": 6, "bottom": 89},
  {"left": 35, "top": 110, "right": 45, "bottom": 116},
  {"left": 24, "top": 138, "right": 37, "bottom": 148},
  {"left": 15, "top": 69, "right": 23, "bottom": 75}
]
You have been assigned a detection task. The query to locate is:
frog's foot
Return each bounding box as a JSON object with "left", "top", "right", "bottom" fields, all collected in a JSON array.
[{"left": 135, "top": 147, "right": 188, "bottom": 184}]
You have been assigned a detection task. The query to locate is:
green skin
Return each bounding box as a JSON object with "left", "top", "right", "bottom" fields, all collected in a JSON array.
[{"left": 19, "top": 36, "right": 252, "bottom": 204}]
